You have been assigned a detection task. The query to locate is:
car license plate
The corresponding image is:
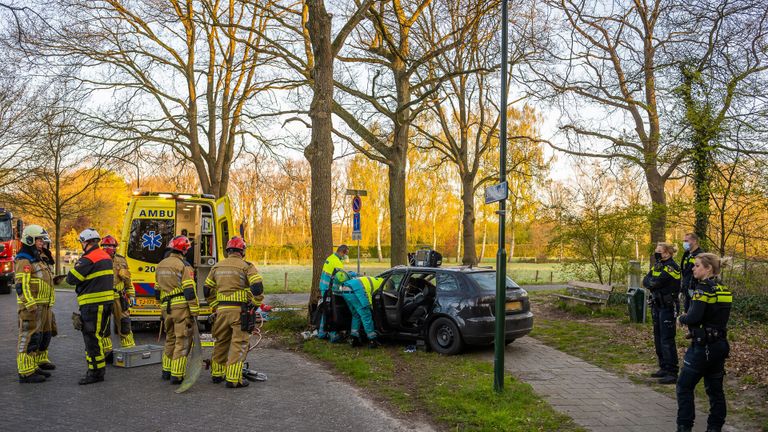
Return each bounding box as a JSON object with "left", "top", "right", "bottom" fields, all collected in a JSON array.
[
  {"left": 135, "top": 297, "right": 156, "bottom": 306},
  {"left": 505, "top": 301, "right": 522, "bottom": 312}
]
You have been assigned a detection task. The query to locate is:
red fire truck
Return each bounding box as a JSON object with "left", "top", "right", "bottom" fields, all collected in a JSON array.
[{"left": 0, "top": 208, "right": 22, "bottom": 294}]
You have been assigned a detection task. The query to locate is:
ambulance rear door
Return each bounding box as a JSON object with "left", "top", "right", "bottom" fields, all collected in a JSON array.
[
  {"left": 124, "top": 198, "right": 176, "bottom": 308},
  {"left": 214, "top": 196, "right": 233, "bottom": 255}
]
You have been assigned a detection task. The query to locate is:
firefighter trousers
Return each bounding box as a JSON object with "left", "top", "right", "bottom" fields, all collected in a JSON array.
[
  {"left": 111, "top": 294, "right": 135, "bottom": 348},
  {"left": 16, "top": 307, "right": 43, "bottom": 377},
  {"left": 162, "top": 306, "right": 194, "bottom": 378},
  {"left": 80, "top": 303, "right": 113, "bottom": 372},
  {"left": 211, "top": 307, "right": 249, "bottom": 384}
]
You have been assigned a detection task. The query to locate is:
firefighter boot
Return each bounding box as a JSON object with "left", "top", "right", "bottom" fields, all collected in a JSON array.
[
  {"left": 19, "top": 373, "right": 46, "bottom": 384},
  {"left": 161, "top": 370, "right": 171, "bottom": 381},
  {"left": 37, "top": 352, "right": 56, "bottom": 370},
  {"left": 79, "top": 369, "right": 105, "bottom": 385},
  {"left": 226, "top": 379, "right": 249, "bottom": 389},
  {"left": 170, "top": 376, "right": 184, "bottom": 385},
  {"left": 34, "top": 368, "right": 52, "bottom": 378}
]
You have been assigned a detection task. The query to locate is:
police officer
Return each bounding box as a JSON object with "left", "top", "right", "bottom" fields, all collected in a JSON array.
[
  {"left": 340, "top": 275, "right": 382, "bottom": 349},
  {"left": 642, "top": 242, "right": 681, "bottom": 384},
  {"left": 66, "top": 228, "right": 114, "bottom": 385},
  {"left": 204, "top": 237, "right": 264, "bottom": 388},
  {"left": 156, "top": 235, "right": 198, "bottom": 384},
  {"left": 316, "top": 245, "right": 348, "bottom": 340},
  {"left": 14, "top": 225, "right": 54, "bottom": 383},
  {"left": 101, "top": 235, "right": 136, "bottom": 352},
  {"left": 676, "top": 253, "right": 732, "bottom": 432},
  {"left": 680, "top": 232, "right": 704, "bottom": 313}
]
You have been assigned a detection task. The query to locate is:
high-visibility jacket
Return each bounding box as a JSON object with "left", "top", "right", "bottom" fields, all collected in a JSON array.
[
  {"left": 14, "top": 248, "right": 54, "bottom": 311},
  {"left": 66, "top": 247, "right": 114, "bottom": 306},
  {"left": 156, "top": 252, "right": 198, "bottom": 314},
  {"left": 319, "top": 253, "right": 344, "bottom": 295},
  {"left": 112, "top": 254, "right": 134, "bottom": 297},
  {"left": 204, "top": 256, "right": 263, "bottom": 309},
  {"left": 680, "top": 278, "right": 732, "bottom": 331}
]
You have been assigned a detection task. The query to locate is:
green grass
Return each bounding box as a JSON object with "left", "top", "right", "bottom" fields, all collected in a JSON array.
[{"left": 301, "top": 338, "right": 584, "bottom": 431}]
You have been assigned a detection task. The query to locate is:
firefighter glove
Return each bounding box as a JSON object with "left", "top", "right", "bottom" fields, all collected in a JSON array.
[{"left": 71, "top": 312, "right": 83, "bottom": 331}]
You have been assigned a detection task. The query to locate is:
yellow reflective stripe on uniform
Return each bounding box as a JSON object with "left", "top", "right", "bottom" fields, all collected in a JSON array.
[
  {"left": 651, "top": 270, "right": 661, "bottom": 276},
  {"left": 664, "top": 266, "right": 681, "bottom": 279},
  {"left": 85, "top": 269, "right": 113, "bottom": 280},
  {"left": 182, "top": 279, "right": 195, "bottom": 288},
  {"left": 216, "top": 290, "right": 249, "bottom": 303},
  {"left": 248, "top": 274, "right": 262, "bottom": 284},
  {"left": 69, "top": 268, "right": 86, "bottom": 281},
  {"left": 205, "top": 277, "right": 216, "bottom": 287},
  {"left": 77, "top": 291, "right": 115, "bottom": 305}
]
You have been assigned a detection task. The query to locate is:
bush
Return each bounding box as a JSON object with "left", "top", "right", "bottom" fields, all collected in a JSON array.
[{"left": 732, "top": 293, "right": 768, "bottom": 323}]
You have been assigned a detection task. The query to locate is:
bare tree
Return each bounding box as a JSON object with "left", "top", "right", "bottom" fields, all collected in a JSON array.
[
  {"left": 21, "top": 0, "right": 279, "bottom": 197},
  {"left": 0, "top": 92, "right": 111, "bottom": 274},
  {"left": 667, "top": 0, "right": 768, "bottom": 243},
  {"left": 525, "top": 0, "right": 685, "bottom": 246}
]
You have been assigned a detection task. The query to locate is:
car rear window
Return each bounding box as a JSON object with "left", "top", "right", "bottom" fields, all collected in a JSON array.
[{"left": 468, "top": 272, "right": 520, "bottom": 291}]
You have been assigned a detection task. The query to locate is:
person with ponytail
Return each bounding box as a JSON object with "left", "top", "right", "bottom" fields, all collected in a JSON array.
[{"left": 675, "top": 253, "right": 732, "bottom": 432}]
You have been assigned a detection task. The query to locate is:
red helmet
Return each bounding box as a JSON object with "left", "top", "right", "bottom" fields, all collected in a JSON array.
[
  {"left": 101, "top": 235, "right": 118, "bottom": 257},
  {"left": 168, "top": 235, "right": 191, "bottom": 254},
  {"left": 226, "top": 236, "right": 246, "bottom": 253}
]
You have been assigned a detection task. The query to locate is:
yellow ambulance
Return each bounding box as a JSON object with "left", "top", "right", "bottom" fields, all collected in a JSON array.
[{"left": 118, "top": 192, "right": 234, "bottom": 324}]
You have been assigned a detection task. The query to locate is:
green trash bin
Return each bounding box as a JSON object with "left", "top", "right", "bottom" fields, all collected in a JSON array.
[{"left": 627, "top": 287, "right": 645, "bottom": 323}]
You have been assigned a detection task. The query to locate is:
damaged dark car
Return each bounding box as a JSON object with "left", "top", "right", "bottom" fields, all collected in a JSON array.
[{"left": 371, "top": 266, "right": 534, "bottom": 355}]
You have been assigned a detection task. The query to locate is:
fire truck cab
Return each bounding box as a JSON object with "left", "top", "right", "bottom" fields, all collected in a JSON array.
[
  {"left": 119, "top": 192, "right": 234, "bottom": 323},
  {"left": 0, "top": 208, "right": 22, "bottom": 295}
]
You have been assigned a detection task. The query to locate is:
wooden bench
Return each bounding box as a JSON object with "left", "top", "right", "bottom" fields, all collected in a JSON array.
[{"left": 554, "top": 281, "right": 614, "bottom": 308}]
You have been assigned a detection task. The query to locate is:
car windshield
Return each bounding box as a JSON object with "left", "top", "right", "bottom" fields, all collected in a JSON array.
[
  {"left": 0, "top": 218, "right": 11, "bottom": 242},
  {"left": 467, "top": 272, "right": 520, "bottom": 291}
]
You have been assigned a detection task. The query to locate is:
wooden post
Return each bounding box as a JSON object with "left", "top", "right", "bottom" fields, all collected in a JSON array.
[
  {"left": 284, "top": 272, "right": 288, "bottom": 293},
  {"left": 550, "top": 271, "right": 553, "bottom": 283},
  {"left": 535, "top": 270, "right": 539, "bottom": 282}
]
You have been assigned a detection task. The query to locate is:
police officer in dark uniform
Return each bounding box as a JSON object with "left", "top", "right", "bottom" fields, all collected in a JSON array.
[
  {"left": 680, "top": 232, "right": 704, "bottom": 313},
  {"left": 642, "top": 242, "right": 681, "bottom": 384},
  {"left": 676, "top": 253, "right": 732, "bottom": 432}
]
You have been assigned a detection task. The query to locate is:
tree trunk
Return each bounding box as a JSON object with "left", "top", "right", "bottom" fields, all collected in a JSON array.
[
  {"left": 692, "top": 138, "right": 711, "bottom": 244},
  {"left": 456, "top": 218, "right": 461, "bottom": 263},
  {"left": 305, "top": 0, "right": 334, "bottom": 314},
  {"left": 387, "top": 148, "right": 408, "bottom": 266},
  {"left": 431, "top": 211, "right": 437, "bottom": 250},
  {"left": 376, "top": 208, "right": 383, "bottom": 263},
  {"left": 480, "top": 220, "right": 487, "bottom": 261},
  {"left": 645, "top": 168, "right": 668, "bottom": 252},
  {"left": 460, "top": 175, "right": 477, "bottom": 265},
  {"left": 54, "top": 218, "right": 62, "bottom": 275}
]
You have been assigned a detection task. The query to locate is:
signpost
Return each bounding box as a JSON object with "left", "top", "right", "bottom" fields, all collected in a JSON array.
[{"left": 346, "top": 189, "right": 366, "bottom": 274}]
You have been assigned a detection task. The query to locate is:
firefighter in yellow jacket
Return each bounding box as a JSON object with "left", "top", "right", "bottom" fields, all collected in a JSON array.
[
  {"left": 14, "top": 225, "right": 55, "bottom": 383},
  {"left": 204, "top": 237, "right": 263, "bottom": 388},
  {"left": 156, "top": 235, "right": 198, "bottom": 384},
  {"left": 101, "top": 235, "right": 135, "bottom": 355}
]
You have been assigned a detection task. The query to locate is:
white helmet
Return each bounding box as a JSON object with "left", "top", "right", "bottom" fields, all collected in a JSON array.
[
  {"left": 78, "top": 228, "right": 101, "bottom": 243},
  {"left": 21, "top": 224, "right": 50, "bottom": 246}
]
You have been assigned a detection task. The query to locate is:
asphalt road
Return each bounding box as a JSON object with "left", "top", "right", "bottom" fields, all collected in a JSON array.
[{"left": 0, "top": 290, "right": 433, "bottom": 432}]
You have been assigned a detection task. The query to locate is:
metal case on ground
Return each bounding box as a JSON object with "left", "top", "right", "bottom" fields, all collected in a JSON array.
[{"left": 113, "top": 344, "right": 164, "bottom": 368}]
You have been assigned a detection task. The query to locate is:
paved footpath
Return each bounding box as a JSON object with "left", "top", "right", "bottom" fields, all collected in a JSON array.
[
  {"left": 487, "top": 337, "right": 741, "bottom": 432},
  {"left": 0, "top": 290, "right": 433, "bottom": 432}
]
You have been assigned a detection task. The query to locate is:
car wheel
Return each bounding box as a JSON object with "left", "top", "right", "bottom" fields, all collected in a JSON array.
[
  {"left": 0, "top": 281, "right": 10, "bottom": 294},
  {"left": 505, "top": 338, "right": 516, "bottom": 345},
  {"left": 428, "top": 317, "right": 463, "bottom": 355}
]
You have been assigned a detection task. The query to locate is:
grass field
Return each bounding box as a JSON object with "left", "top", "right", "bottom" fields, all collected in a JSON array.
[{"left": 259, "top": 262, "right": 574, "bottom": 293}]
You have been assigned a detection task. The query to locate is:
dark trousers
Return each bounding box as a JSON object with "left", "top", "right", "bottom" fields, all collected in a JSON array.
[
  {"left": 80, "top": 303, "right": 113, "bottom": 373},
  {"left": 676, "top": 340, "right": 729, "bottom": 429},
  {"left": 651, "top": 304, "right": 678, "bottom": 374}
]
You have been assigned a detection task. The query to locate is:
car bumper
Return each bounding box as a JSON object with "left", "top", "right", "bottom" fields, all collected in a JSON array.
[
  {"left": 461, "top": 311, "right": 534, "bottom": 344},
  {"left": 0, "top": 272, "right": 13, "bottom": 283}
]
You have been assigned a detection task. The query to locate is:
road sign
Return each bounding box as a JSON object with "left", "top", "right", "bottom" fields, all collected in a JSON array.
[
  {"left": 484, "top": 181, "right": 508, "bottom": 204},
  {"left": 353, "top": 212, "right": 361, "bottom": 232},
  {"left": 352, "top": 231, "right": 362, "bottom": 241},
  {"left": 352, "top": 195, "right": 362, "bottom": 213},
  {"left": 345, "top": 189, "right": 368, "bottom": 196}
]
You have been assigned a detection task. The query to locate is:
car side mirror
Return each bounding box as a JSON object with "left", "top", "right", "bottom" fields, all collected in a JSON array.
[
  {"left": 0, "top": 243, "right": 5, "bottom": 252},
  {"left": 16, "top": 219, "right": 23, "bottom": 239}
]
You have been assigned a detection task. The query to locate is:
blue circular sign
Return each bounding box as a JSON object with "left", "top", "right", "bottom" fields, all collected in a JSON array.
[{"left": 352, "top": 195, "right": 362, "bottom": 213}]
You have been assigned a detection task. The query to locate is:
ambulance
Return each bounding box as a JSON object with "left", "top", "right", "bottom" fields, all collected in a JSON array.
[{"left": 118, "top": 192, "right": 234, "bottom": 324}]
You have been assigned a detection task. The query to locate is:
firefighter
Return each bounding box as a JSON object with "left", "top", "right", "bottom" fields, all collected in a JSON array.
[
  {"left": 676, "top": 253, "right": 732, "bottom": 432},
  {"left": 204, "top": 237, "right": 263, "bottom": 388},
  {"left": 316, "top": 245, "right": 348, "bottom": 340},
  {"left": 340, "top": 275, "right": 383, "bottom": 349},
  {"left": 66, "top": 228, "right": 114, "bottom": 385},
  {"left": 680, "top": 232, "right": 704, "bottom": 313},
  {"left": 14, "top": 225, "right": 54, "bottom": 383},
  {"left": 642, "top": 242, "right": 681, "bottom": 385},
  {"left": 101, "top": 235, "right": 136, "bottom": 353},
  {"left": 156, "top": 235, "right": 198, "bottom": 384},
  {"left": 39, "top": 239, "right": 57, "bottom": 370}
]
